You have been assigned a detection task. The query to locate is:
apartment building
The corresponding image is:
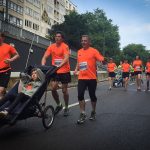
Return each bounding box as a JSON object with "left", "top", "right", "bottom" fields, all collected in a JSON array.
[
  {"left": 0, "top": 0, "right": 77, "bottom": 37},
  {"left": 0, "top": 0, "right": 24, "bottom": 27}
]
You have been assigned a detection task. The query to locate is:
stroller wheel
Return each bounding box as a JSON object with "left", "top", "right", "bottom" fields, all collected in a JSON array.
[{"left": 42, "top": 105, "right": 54, "bottom": 129}]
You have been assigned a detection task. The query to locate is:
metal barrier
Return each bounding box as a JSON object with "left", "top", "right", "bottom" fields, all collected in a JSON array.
[{"left": 8, "top": 71, "right": 108, "bottom": 90}]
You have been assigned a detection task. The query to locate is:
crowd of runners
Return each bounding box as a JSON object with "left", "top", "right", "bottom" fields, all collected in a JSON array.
[
  {"left": 0, "top": 31, "right": 150, "bottom": 124},
  {"left": 107, "top": 56, "right": 150, "bottom": 92}
]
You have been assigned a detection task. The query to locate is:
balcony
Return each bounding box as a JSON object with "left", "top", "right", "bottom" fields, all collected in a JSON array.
[{"left": 0, "top": 19, "right": 51, "bottom": 46}]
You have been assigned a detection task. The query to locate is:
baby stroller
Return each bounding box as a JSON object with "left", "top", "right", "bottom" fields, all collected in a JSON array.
[
  {"left": 113, "top": 70, "right": 123, "bottom": 87},
  {"left": 0, "top": 65, "right": 57, "bottom": 129}
]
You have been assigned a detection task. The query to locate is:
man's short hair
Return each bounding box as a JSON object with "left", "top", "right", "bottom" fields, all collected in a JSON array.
[
  {"left": 82, "top": 35, "right": 90, "bottom": 40},
  {"left": 55, "top": 31, "right": 64, "bottom": 39}
]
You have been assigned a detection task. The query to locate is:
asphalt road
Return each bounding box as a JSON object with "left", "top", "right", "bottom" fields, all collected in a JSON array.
[{"left": 0, "top": 81, "right": 150, "bottom": 150}]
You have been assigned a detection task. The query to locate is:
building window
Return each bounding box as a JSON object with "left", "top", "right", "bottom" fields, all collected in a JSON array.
[
  {"left": 25, "top": 19, "right": 32, "bottom": 28},
  {"left": 25, "top": 6, "right": 40, "bottom": 20},
  {"left": 47, "top": 5, "right": 53, "bottom": 14},
  {"left": 2, "top": 0, "right": 6, "bottom": 6},
  {"left": 8, "top": 1, "right": 23, "bottom": 14},
  {"left": 8, "top": 14, "right": 23, "bottom": 27},
  {"left": 26, "top": 0, "right": 40, "bottom": 8},
  {"left": 0, "top": 0, "right": 2, "bottom": 5},
  {"left": 33, "top": 23, "right": 39, "bottom": 31}
]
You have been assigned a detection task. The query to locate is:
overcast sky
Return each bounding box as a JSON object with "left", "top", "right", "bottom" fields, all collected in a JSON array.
[{"left": 71, "top": 0, "right": 150, "bottom": 50}]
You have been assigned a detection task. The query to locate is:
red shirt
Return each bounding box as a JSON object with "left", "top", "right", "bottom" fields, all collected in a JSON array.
[
  {"left": 107, "top": 63, "right": 116, "bottom": 72},
  {"left": 122, "top": 63, "right": 130, "bottom": 72},
  {"left": 0, "top": 43, "right": 17, "bottom": 73},
  {"left": 133, "top": 60, "right": 142, "bottom": 72},
  {"left": 44, "top": 42, "right": 70, "bottom": 74},
  {"left": 77, "top": 47, "right": 104, "bottom": 80},
  {"left": 146, "top": 62, "right": 150, "bottom": 73}
]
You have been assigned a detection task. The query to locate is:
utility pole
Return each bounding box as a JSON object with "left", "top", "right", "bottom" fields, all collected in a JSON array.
[
  {"left": 5, "top": 0, "right": 9, "bottom": 22},
  {"left": 102, "top": 28, "right": 105, "bottom": 56}
]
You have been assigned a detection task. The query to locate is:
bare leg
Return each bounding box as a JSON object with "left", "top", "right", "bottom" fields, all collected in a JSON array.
[
  {"left": 137, "top": 74, "right": 141, "bottom": 90},
  {"left": 124, "top": 77, "right": 129, "bottom": 90},
  {"left": 108, "top": 77, "right": 112, "bottom": 89},
  {"left": 0, "top": 87, "right": 6, "bottom": 100},
  {"left": 62, "top": 83, "right": 69, "bottom": 108},
  {"left": 91, "top": 101, "right": 96, "bottom": 112},
  {"left": 146, "top": 75, "right": 150, "bottom": 90},
  {"left": 51, "top": 81, "right": 60, "bottom": 105},
  {"left": 79, "top": 100, "right": 85, "bottom": 113}
]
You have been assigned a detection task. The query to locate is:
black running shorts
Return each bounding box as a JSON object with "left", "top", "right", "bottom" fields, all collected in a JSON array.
[
  {"left": 122, "top": 72, "right": 129, "bottom": 78},
  {"left": 78, "top": 79, "right": 97, "bottom": 102},
  {"left": 51, "top": 72, "right": 71, "bottom": 84},
  {"left": 0, "top": 70, "right": 11, "bottom": 88},
  {"left": 134, "top": 71, "right": 142, "bottom": 76},
  {"left": 108, "top": 72, "right": 116, "bottom": 78}
]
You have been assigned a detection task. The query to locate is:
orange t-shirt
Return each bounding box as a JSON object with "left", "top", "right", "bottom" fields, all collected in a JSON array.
[
  {"left": 44, "top": 42, "right": 70, "bottom": 74},
  {"left": 0, "top": 43, "right": 17, "bottom": 73},
  {"left": 122, "top": 63, "right": 130, "bottom": 72},
  {"left": 107, "top": 63, "right": 116, "bottom": 72},
  {"left": 146, "top": 62, "right": 150, "bottom": 73},
  {"left": 77, "top": 47, "right": 104, "bottom": 80},
  {"left": 133, "top": 60, "right": 142, "bottom": 72}
]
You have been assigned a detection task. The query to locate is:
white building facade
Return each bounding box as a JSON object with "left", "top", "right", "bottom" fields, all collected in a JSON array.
[{"left": 0, "top": 0, "right": 77, "bottom": 37}]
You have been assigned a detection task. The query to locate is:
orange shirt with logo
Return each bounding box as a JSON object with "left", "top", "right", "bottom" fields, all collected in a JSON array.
[
  {"left": 0, "top": 43, "right": 17, "bottom": 73},
  {"left": 44, "top": 42, "right": 70, "bottom": 74},
  {"left": 122, "top": 63, "right": 130, "bottom": 72},
  {"left": 107, "top": 63, "right": 116, "bottom": 72},
  {"left": 133, "top": 60, "right": 142, "bottom": 72},
  {"left": 146, "top": 62, "right": 150, "bottom": 73},
  {"left": 77, "top": 47, "right": 104, "bottom": 80}
]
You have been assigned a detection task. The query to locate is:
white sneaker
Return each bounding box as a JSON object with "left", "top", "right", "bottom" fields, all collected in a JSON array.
[{"left": 0, "top": 110, "right": 8, "bottom": 117}]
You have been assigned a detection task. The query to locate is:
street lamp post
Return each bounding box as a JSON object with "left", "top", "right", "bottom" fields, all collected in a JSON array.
[
  {"left": 102, "top": 28, "right": 105, "bottom": 56},
  {"left": 5, "top": 0, "right": 9, "bottom": 22}
]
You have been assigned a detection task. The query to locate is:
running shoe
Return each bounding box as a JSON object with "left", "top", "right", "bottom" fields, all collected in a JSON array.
[
  {"left": 89, "top": 111, "right": 96, "bottom": 121},
  {"left": 63, "top": 108, "right": 69, "bottom": 117},
  {"left": 54, "top": 104, "right": 63, "bottom": 115},
  {"left": 77, "top": 113, "right": 86, "bottom": 124},
  {"left": 0, "top": 110, "right": 8, "bottom": 117},
  {"left": 137, "top": 88, "right": 141, "bottom": 92},
  {"left": 108, "top": 87, "right": 111, "bottom": 90}
]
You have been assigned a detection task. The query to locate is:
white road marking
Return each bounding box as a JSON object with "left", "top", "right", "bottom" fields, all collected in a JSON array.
[
  {"left": 63, "top": 99, "right": 90, "bottom": 109},
  {"left": 129, "top": 83, "right": 135, "bottom": 86}
]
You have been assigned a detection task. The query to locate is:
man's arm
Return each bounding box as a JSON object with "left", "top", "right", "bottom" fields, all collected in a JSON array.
[
  {"left": 74, "top": 62, "right": 79, "bottom": 75},
  {"left": 41, "top": 54, "right": 49, "bottom": 65},
  {"left": 41, "top": 46, "right": 51, "bottom": 65},
  {"left": 4, "top": 52, "right": 20, "bottom": 64},
  {"left": 57, "top": 53, "right": 69, "bottom": 68}
]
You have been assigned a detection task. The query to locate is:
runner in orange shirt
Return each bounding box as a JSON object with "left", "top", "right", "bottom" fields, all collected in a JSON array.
[
  {"left": 41, "top": 31, "right": 71, "bottom": 116},
  {"left": 0, "top": 32, "right": 20, "bottom": 100},
  {"left": 74, "top": 35, "right": 104, "bottom": 124},
  {"left": 107, "top": 58, "right": 117, "bottom": 90},
  {"left": 133, "top": 55, "right": 143, "bottom": 91},
  {"left": 145, "top": 57, "right": 150, "bottom": 91},
  {"left": 122, "top": 59, "right": 130, "bottom": 91}
]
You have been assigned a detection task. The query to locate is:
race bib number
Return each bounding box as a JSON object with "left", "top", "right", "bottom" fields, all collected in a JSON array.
[
  {"left": 54, "top": 59, "right": 63, "bottom": 66},
  {"left": 26, "top": 85, "right": 32, "bottom": 90},
  {"left": 79, "top": 62, "right": 88, "bottom": 71},
  {"left": 136, "top": 66, "right": 141, "bottom": 71}
]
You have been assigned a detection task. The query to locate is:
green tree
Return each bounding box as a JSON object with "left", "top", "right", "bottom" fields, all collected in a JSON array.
[
  {"left": 122, "top": 44, "right": 150, "bottom": 64},
  {"left": 49, "top": 8, "right": 120, "bottom": 58},
  {"left": 50, "top": 11, "right": 88, "bottom": 50},
  {"left": 83, "top": 9, "right": 120, "bottom": 57}
]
